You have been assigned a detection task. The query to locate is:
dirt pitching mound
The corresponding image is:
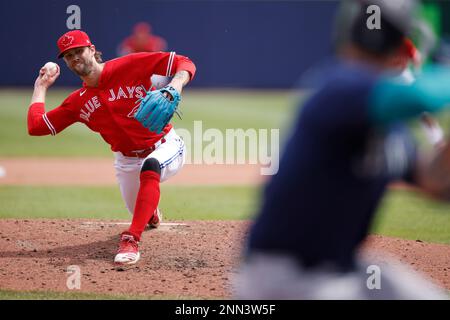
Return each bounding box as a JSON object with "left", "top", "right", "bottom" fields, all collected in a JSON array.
[{"left": 0, "top": 219, "right": 448, "bottom": 298}]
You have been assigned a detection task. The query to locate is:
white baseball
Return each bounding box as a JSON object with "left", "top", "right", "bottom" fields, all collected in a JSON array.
[{"left": 43, "top": 62, "right": 59, "bottom": 76}]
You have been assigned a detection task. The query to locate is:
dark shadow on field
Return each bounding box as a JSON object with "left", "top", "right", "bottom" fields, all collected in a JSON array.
[
  {"left": 0, "top": 225, "right": 161, "bottom": 266},
  {"left": 0, "top": 236, "right": 119, "bottom": 265}
]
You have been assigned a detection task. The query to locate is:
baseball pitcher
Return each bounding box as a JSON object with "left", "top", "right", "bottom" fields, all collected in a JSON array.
[{"left": 28, "top": 30, "right": 196, "bottom": 266}]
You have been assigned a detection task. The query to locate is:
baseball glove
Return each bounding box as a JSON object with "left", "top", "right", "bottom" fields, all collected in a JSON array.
[{"left": 134, "top": 85, "right": 181, "bottom": 134}]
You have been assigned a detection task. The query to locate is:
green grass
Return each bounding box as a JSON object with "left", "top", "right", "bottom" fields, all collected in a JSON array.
[
  {"left": 0, "top": 185, "right": 259, "bottom": 220},
  {"left": 0, "top": 186, "right": 128, "bottom": 219},
  {"left": 160, "top": 185, "right": 258, "bottom": 220},
  {"left": 0, "top": 185, "right": 448, "bottom": 244},
  {"left": 372, "top": 189, "right": 450, "bottom": 244},
  {"left": 0, "top": 89, "right": 109, "bottom": 157},
  {"left": 0, "top": 289, "right": 196, "bottom": 300},
  {"left": 0, "top": 88, "right": 297, "bottom": 157},
  {"left": 1, "top": 286, "right": 448, "bottom": 301},
  {"left": 0, "top": 289, "right": 141, "bottom": 300}
]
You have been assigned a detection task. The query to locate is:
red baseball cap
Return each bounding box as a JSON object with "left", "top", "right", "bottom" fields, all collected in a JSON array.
[{"left": 57, "top": 30, "right": 92, "bottom": 58}]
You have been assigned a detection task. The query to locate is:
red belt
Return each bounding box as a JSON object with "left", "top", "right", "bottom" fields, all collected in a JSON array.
[{"left": 120, "top": 138, "right": 166, "bottom": 158}]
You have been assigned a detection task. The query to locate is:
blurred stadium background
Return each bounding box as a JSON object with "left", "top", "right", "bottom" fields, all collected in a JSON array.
[
  {"left": 0, "top": 0, "right": 450, "bottom": 87},
  {"left": 1, "top": 0, "right": 338, "bottom": 88}
]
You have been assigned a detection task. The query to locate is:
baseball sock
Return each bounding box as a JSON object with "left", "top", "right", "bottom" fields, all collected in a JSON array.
[{"left": 127, "top": 170, "right": 160, "bottom": 241}]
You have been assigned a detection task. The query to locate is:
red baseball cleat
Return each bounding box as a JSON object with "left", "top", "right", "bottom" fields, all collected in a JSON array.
[{"left": 114, "top": 232, "right": 140, "bottom": 265}]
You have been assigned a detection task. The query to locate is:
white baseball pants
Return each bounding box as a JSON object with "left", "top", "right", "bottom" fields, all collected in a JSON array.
[{"left": 113, "top": 128, "right": 186, "bottom": 214}]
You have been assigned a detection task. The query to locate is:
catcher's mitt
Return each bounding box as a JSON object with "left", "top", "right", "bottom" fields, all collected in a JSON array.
[{"left": 134, "top": 85, "right": 181, "bottom": 134}]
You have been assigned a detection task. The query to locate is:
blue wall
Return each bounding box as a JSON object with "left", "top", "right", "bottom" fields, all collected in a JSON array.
[{"left": 0, "top": 0, "right": 337, "bottom": 88}]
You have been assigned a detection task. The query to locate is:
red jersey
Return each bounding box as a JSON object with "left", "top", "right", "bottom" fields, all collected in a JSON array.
[{"left": 28, "top": 52, "right": 196, "bottom": 154}]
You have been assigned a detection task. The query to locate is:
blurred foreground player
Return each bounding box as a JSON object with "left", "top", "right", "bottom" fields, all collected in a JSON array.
[{"left": 235, "top": 0, "right": 450, "bottom": 299}]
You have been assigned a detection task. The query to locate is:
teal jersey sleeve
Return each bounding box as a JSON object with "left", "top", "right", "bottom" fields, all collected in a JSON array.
[{"left": 368, "top": 66, "right": 450, "bottom": 125}]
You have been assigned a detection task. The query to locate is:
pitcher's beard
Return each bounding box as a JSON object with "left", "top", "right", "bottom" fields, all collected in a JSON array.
[{"left": 71, "top": 61, "right": 94, "bottom": 77}]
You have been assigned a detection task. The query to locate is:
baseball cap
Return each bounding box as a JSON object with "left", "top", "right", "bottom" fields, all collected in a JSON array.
[{"left": 57, "top": 30, "right": 92, "bottom": 58}]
